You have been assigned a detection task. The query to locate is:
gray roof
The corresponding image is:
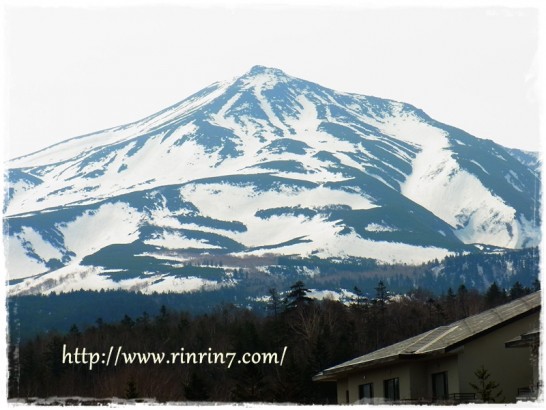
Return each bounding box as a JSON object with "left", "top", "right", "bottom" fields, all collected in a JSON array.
[
  {"left": 314, "top": 291, "right": 541, "bottom": 381},
  {"left": 505, "top": 328, "right": 540, "bottom": 348}
]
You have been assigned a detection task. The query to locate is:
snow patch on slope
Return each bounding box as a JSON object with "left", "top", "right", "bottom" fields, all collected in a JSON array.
[
  {"left": 286, "top": 96, "right": 356, "bottom": 153},
  {"left": 20, "top": 227, "right": 63, "bottom": 261},
  {"left": 365, "top": 223, "right": 397, "bottom": 233},
  {"left": 58, "top": 202, "right": 141, "bottom": 261},
  {"left": 180, "top": 182, "right": 376, "bottom": 249},
  {"left": 144, "top": 231, "right": 222, "bottom": 250},
  {"left": 389, "top": 112, "right": 520, "bottom": 248},
  {"left": 7, "top": 263, "right": 226, "bottom": 296},
  {"left": 6, "top": 235, "right": 49, "bottom": 280},
  {"left": 239, "top": 224, "right": 451, "bottom": 265}
]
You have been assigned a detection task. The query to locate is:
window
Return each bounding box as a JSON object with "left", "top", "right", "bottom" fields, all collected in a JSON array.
[
  {"left": 383, "top": 378, "right": 400, "bottom": 401},
  {"left": 359, "top": 383, "right": 374, "bottom": 400},
  {"left": 432, "top": 372, "right": 448, "bottom": 400}
]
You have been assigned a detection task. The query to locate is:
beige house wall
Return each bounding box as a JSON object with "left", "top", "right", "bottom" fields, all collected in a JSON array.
[
  {"left": 408, "top": 362, "right": 428, "bottom": 399},
  {"left": 419, "top": 354, "right": 460, "bottom": 398},
  {"left": 342, "top": 362, "right": 412, "bottom": 403},
  {"left": 336, "top": 378, "right": 349, "bottom": 404},
  {"left": 338, "top": 355, "right": 460, "bottom": 403},
  {"left": 456, "top": 312, "right": 539, "bottom": 402}
]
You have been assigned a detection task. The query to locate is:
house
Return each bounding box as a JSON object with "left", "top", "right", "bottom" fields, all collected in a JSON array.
[{"left": 313, "top": 291, "right": 541, "bottom": 404}]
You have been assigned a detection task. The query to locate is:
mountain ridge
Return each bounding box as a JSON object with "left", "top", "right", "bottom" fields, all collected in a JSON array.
[{"left": 4, "top": 66, "right": 541, "bottom": 295}]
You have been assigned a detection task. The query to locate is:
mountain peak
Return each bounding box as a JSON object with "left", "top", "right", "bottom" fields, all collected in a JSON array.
[
  {"left": 236, "top": 65, "right": 292, "bottom": 91},
  {"left": 246, "top": 65, "right": 288, "bottom": 78}
]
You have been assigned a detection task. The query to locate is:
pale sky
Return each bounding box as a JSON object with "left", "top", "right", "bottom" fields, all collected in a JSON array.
[{"left": 1, "top": 0, "right": 543, "bottom": 159}]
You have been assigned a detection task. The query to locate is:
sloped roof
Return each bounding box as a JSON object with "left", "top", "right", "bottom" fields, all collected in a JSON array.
[
  {"left": 505, "top": 328, "right": 540, "bottom": 348},
  {"left": 314, "top": 291, "right": 541, "bottom": 381}
]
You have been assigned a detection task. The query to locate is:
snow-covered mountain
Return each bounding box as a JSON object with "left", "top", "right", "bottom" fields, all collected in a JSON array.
[{"left": 4, "top": 66, "right": 541, "bottom": 295}]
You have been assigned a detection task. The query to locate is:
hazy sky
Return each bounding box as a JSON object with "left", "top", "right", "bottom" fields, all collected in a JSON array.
[{"left": 2, "top": 0, "right": 542, "bottom": 159}]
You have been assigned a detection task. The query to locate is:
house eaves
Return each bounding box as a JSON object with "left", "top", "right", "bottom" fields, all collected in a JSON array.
[{"left": 505, "top": 329, "right": 540, "bottom": 348}]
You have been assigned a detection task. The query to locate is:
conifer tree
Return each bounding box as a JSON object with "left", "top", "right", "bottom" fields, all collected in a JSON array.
[
  {"left": 351, "top": 286, "right": 368, "bottom": 310},
  {"left": 485, "top": 282, "right": 506, "bottom": 308},
  {"left": 267, "top": 288, "right": 283, "bottom": 317},
  {"left": 373, "top": 281, "right": 389, "bottom": 348},
  {"left": 285, "top": 281, "right": 313, "bottom": 310},
  {"left": 444, "top": 287, "right": 457, "bottom": 321},
  {"left": 509, "top": 281, "right": 527, "bottom": 300},
  {"left": 457, "top": 284, "right": 469, "bottom": 318},
  {"left": 469, "top": 365, "right": 503, "bottom": 402}
]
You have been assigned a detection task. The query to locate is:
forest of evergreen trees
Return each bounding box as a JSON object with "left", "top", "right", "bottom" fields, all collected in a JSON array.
[
  {"left": 8, "top": 279, "right": 539, "bottom": 403},
  {"left": 9, "top": 247, "right": 539, "bottom": 343}
]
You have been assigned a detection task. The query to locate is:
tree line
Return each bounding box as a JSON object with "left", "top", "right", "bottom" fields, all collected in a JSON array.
[{"left": 8, "top": 279, "right": 538, "bottom": 403}]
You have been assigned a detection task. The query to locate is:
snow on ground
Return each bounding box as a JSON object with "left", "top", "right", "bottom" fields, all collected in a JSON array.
[
  {"left": 469, "top": 160, "right": 489, "bottom": 174},
  {"left": 138, "top": 276, "right": 223, "bottom": 295},
  {"left": 179, "top": 181, "right": 377, "bottom": 251},
  {"left": 138, "top": 253, "right": 194, "bottom": 264},
  {"left": 144, "top": 231, "right": 222, "bottom": 250},
  {"left": 9, "top": 265, "right": 110, "bottom": 295},
  {"left": 179, "top": 180, "right": 451, "bottom": 264},
  {"left": 298, "top": 266, "right": 320, "bottom": 277},
  {"left": 285, "top": 96, "right": 356, "bottom": 154},
  {"left": 307, "top": 288, "right": 358, "bottom": 303},
  {"left": 181, "top": 183, "right": 375, "bottom": 223},
  {"left": 6, "top": 106, "right": 229, "bottom": 216},
  {"left": 136, "top": 81, "right": 232, "bottom": 132},
  {"left": 251, "top": 288, "right": 358, "bottom": 305},
  {"left": 7, "top": 178, "right": 40, "bottom": 203},
  {"left": 379, "top": 110, "right": 520, "bottom": 248},
  {"left": 364, "top": 223, "right": 396, "bottom": 233},
  {"left": 517, "top": 215, "right": 541, "bottom": 248},
  {"left": 8, "top": 127, "right": 138, "bottom": 169},
  {"left": 8, "top": 80, "right": 232, "bottom": 168},
  {"left": 308, "top": 289, "right": 343, "bottom": 301},
  {"left": 5, "top": 235, "right": 48, "bottom": 280},
  {"left": 454, "top": 200, "right": 517, "bottom": 248},
  {"left": 238, "top": 225, "right": 452, "bottom": 265},
  {"left": 431, "top": 265, "right": 444, "bottom": 278},
  {"left": 504, "top": 171, "right": 523, "bottom": 193},
  {"left": 58, "top": 202, "right": 141, "bottom": 261},
  {"left": 5, "top": 67, "right": 539, "bottom": 296},
  {"left": 252, "top": 75, "right": 288, "bottom": 131},
  {"left": 7, "top": 262, "right": 228, "bottom": 296},
  {"left": 6, "top": 140, "right": 143, "bottom": 217},
  {"left": 211, "top": 93, "right": 267, "bottom": 156},
  {"left": 19, "top": 227, "right": 63, "bottom": 261}
]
